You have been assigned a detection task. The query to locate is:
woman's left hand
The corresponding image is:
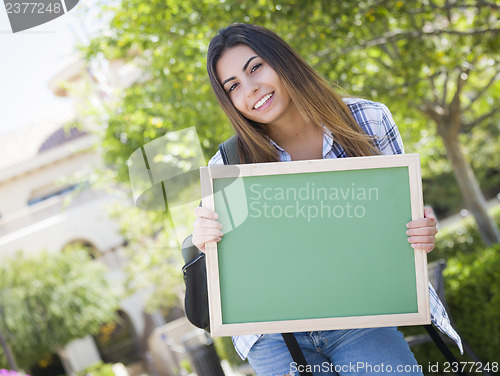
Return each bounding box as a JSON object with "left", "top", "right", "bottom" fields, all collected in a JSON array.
[{"left": 406, "top": 207, "right": 438, "bottom": 253}]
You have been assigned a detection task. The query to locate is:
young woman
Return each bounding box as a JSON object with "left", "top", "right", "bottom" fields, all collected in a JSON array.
[{"left": 192, "top": 23, "right": 461, "bottom": 376}]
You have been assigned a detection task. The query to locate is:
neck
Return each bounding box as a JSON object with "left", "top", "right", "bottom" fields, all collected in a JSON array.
[
  {"left": 266, "top": 102, "right": 323, "bottom": 160},
  {"left": 266, "top": 102, "right": 309, "bottom": 145}
]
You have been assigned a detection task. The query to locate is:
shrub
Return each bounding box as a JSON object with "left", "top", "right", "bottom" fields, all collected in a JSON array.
[
  {"left": 444, "top": 243, "right": 500, "bottom": 362},
  {"left": 401, "top": 206, "right": 500, "bottom": 373},
  {"left": 401, "top": 244, "right": 500, "bottom": 373},
  {"left": 77, "top": 362, "right": 115, "bottom": 376},
  {"left": 431, "top": 206, "right": 500, "bottom": 260},
  {"left": 213, "top": 337, "right": 244, "bottom": 367}
]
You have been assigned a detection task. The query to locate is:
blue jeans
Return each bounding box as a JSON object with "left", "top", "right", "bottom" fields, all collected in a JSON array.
[{"left": 246, "top": 327, "right": 423, "bottom": 376}]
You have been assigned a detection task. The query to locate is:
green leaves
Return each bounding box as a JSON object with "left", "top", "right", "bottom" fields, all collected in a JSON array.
[
  {"left": 81, "top": 0, "right": 499, "bottom": 163},
  {"left": 445, "top": 243, "right": 500, "bottom": 361},
  {"left": 74, "top": 0, "right": 500, "bottom": 327},
  {"left": 0, "top": 249, "right": 119, "bottom": 369}
]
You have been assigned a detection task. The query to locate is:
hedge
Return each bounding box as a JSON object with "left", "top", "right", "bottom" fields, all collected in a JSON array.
[{"left": 401, "top": 205, "right": 500, "bottom": 374}]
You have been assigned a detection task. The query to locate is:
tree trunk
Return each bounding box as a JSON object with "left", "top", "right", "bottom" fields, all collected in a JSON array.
[
  {"left": 0, "top": 329, "right": 18, "bottom": 370},
  {"left": 438, "top": 125, "right": 500, "bottom": 245}
]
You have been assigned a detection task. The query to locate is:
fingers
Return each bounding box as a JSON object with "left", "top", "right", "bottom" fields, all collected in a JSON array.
[
  {"left": 410, "top": 243, "right": 435, "bottom": 253},
  {"left": 195, "top": 206, "right": 219, "bottom": 220},
  {"left": 192, "top": 226, "right": 223, "bottom": 251},
  {"left": 423, "top": 206, "right": 436, "bottom": 221},
  {"left": 194, "top": 227, "right": 224, "bottom": 240},
  {"left": 406, "top": 207, "right": 438, "bottom": 253},
  {"left": 406, "top": 226, "right": 438, "bottom": 236},
  {"left": 406, "top": 217, "right": 437, "bottom": 229},
  {"left": 192, "top": 207, "right": 223, "bottom": 253},
  {"left": 192, "top": 230, "right": 223, "bottom": 253},
  {"left": 407, "top": 206, "right": 438, "bottom": 229},
  {"left": 195, "top": 217, "right": 223, "bottom": 230},
  {"left": 192, "top": 235, "right": 222, "bottom": 253},
  {"left": 407, "top": 236, "right": 435, "bottom": 247}
]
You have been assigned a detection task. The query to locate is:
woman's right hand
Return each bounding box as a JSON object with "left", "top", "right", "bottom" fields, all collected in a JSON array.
[{"left": 192, "top": 206, "right": 224, "bottom": 253}]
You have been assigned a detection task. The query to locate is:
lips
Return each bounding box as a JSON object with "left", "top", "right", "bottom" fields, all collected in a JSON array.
[{"left": 253, "top": 92, "right": 274, "bottom": 110}]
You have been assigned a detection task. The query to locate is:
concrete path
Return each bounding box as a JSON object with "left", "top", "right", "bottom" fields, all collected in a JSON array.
[{"left": 436, "top": 195, "right": 500, "bottom": 230}]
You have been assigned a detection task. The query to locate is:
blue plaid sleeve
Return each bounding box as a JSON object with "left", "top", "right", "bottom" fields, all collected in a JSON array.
[
  {"left": 429, "top": 283, "right": 463, "bottom": 354},
  {"left": 208, "top": 150, "right": 223, "bottom": 165},
  {"left": 344, "top": 98, "right": 405, "bottom": 155}
]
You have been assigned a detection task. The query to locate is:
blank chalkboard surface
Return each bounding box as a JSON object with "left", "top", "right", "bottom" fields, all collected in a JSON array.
[{"left": 200, "top": 154, "right": 430, "bottom": 337}]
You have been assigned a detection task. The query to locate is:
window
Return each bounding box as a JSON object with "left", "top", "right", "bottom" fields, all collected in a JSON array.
[{"left": 27, "top": 184, "right": 78, "bottom": 206}]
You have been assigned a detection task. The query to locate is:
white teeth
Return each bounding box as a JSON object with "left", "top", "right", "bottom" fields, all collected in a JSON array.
[{"left": 254, "top": 93, "right": 273, "bottom": 109}]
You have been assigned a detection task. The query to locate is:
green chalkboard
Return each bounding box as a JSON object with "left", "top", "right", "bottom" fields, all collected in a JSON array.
[{"left": 201, "top": 155, "right": 430, "bottom": 336}]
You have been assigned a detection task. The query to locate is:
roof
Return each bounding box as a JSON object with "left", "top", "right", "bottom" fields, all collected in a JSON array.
[{"left": 0, "top": 110, "right": 88, "bottom": 172}]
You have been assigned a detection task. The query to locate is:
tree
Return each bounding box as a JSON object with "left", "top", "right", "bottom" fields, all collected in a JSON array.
[
  {"left": 80, "top": 0, "right": 499, "bottom": 250},
  {"left": 0, "top": 248, "right": 119, "bottom": 372},
  {"left": 310, "top": 1, "right": 500, "bottom": 244},
  {"left": 106, "top": 200, "right": 185, "bottom": 313}
]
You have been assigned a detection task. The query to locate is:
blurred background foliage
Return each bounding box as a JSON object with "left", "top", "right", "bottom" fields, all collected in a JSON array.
[
  {"left": 81, "top": 0, "right": 499, "bottom": 209},
  {"left": 400, "top": 206, "right": 500, "bottom": 368},
  {"left": 76, "top": 0, "right": 499, "bottom": 369},
  {"left": 0, "top": 248, "right": 119, "bottom": 371}
]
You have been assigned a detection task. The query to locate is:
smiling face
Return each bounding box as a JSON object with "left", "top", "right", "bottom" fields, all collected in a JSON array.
[{"left": 216, "top": 44, "right": 293, "bottom": 126}]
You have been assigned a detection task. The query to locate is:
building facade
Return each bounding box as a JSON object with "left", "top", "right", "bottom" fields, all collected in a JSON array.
[{"left": 0, "top": 62, "right": 154, "bottom": 374}]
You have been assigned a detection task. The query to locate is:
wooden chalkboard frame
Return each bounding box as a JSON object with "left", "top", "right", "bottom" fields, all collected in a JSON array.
[{"left": 200, "top": 154, "right": 430, "bottom": 337}]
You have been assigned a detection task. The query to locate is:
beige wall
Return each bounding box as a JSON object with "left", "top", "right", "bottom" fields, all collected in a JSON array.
[
  {"left": 0, "top": 124, "right": 150, "bottom": 373},
  {"left": 0, "top": 138, "right": 96, "bottom": 215},
  {"left": 0, "top": 134, "right": 125, "bottom": 257}
]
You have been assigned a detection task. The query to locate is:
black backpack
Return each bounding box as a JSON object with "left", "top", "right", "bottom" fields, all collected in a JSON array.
[{"left": 181, "top": 135, "right": 240, "bottom": 331}]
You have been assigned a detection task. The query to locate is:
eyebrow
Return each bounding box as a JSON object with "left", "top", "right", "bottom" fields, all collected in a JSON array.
[{"left": 221, "top": 55, "right": 259, "bottom": 87}]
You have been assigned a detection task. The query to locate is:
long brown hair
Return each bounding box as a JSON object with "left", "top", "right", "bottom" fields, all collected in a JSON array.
[{"left": 207, "top": 23, "right": 380, "bottom": 163}]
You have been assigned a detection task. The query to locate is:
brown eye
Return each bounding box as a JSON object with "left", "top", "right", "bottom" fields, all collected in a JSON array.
[
  {"left": 251, "top": 63, "right": 262, "bottom": 73},
  {"left": 228, "top": 83, "right": 238, "bottom": 93}
]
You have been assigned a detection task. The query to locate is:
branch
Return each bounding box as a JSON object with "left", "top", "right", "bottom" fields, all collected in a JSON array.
[
  {"left": 355, "top": 68, "right": 448, "bottom": 100},
  {"left": 365, "top": 22, "right": 395, "bottom": 59},
  {"left": 379, "top": 43, "right": 397, "bottom": 61},
  {"left": 450, "top": 67, "right": 469, "bottom": 116},
  {"left": 318, "top": 27, "right": 500, "bottom": 58},
  {"left": 420, "top": 100, "right": 445, "bottom": 123},
  {"left": 462, "top": 70, "right": 500, "bottom": 113},
  {"left": 388, "top": 38, "right": 402, "bottom": 60},
  {"left": 442, "top": 70, "right": 449, "bottom": 107},
  {"left": 446, "top": 0, "right": 452, "bottom": 23},
  {"left": 464, "top": 107, "right": 500, "bottom": 128},
  {"left": 474, "top": 0, "right": 500, "bottom": 9},
  {"left": 469, "top": 60, "right": 500, "bottom": 74},
  {"left": 428, "top": 74, "right": 441, "bottom": 104},
  {"left": 408, "top": 0, "right": 500, "bottom": 12},
  {"left": 448, "top": 68, "right": 470, "bottom": 132},
  {"left": 368, "top": 69, "right": 447, "bottom": 93}
]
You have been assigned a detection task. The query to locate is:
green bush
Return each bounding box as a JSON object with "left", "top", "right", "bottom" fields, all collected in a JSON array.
[
  {"left": 422, "top": 172, "right": 463, "bottom": 218},
  {"left": 444, "top": 244, "right": 500, "bottom": 362},
  {"left": 213, "top": 337, "right": 244, "bottom": 367},
  {"left": 401, "top": 206, "right": 500, "bottom": 373},
  {"left": 431, "top": 206, "right": 500, "bottom": 260},
  {"left": 401, "top": 245, "right": 500, "bottom": 373},
  {"left": 77, "top": 362, "right": 115, "bottom": 376}
]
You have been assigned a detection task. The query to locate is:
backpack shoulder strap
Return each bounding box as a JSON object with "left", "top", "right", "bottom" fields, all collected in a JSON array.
[
  {"left": 282, "top": 333, "right": 313, "bottom": 376},
  {"left": 219, "top": 135, "right": 240, "bottom": 165}
]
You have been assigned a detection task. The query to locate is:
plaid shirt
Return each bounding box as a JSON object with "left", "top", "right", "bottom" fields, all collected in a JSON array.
[{"left": 208, "top": 97, "right": 463, "bottom": 360}]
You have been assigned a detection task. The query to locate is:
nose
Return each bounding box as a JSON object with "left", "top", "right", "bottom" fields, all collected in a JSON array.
[{"left": 246, "top": 80, "right": 259, "bottom": 97}]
